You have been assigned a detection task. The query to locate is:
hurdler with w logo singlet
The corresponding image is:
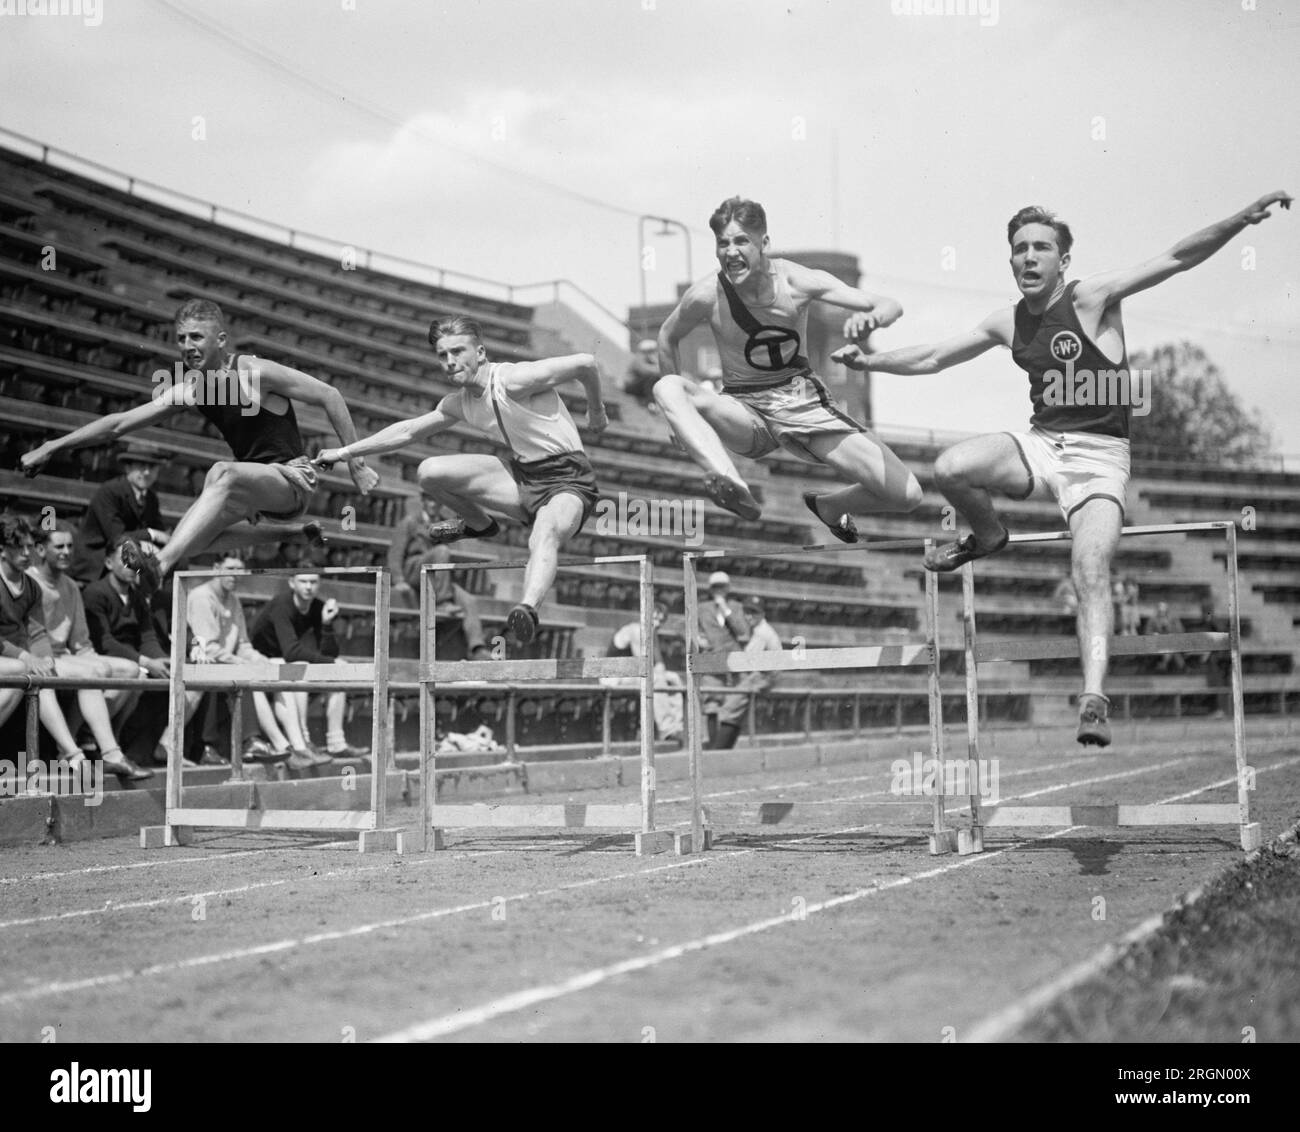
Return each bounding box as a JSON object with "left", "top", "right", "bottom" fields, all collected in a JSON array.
[
  {"left": 836, "top": 191, "right": 1292, "bottom": 747},
  {"left": 653, "top": 196, "right": 923, "bottom": 543}
]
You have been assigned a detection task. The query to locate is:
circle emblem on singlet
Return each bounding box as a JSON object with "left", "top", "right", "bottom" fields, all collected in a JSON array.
[
  {"left": 1049, "top": 330, "right": 1083, "bottom": 363},
  {"left": 744, "top": 326, "right": 803, "bottom": 372}
]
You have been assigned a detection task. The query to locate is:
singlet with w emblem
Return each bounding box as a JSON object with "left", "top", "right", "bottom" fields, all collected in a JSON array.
[{"left": 713, "top": 261, "right": 811, "bottom": 392}]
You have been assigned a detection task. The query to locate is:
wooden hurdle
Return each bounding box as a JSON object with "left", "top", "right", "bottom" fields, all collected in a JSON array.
[
  {"left": 960, "top": 520, "right": 1261, "bottom": 852},
  {"left": 140, "top": 566, "right": 404, "bottom": 853},
  {"left": 683, "top": 537, "right": 981, "bottom": 855},
  {"left": 411, "top": 552, "right": 684, "bottom": 855}
]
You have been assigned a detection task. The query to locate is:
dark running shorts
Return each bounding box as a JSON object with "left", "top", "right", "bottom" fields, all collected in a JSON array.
[
  {"left": 507, "top": 451, "right": 600, "bottom": 528},
  {"left": 252, "top": 455, "right": 319, "bottom": 523}
]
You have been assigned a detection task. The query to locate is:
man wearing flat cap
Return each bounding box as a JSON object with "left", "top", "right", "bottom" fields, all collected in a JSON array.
[
  {"left": 69, "top": 441, "right": 173, "bottom": 585},
  {"left": 696, "top": 570, "right": 749, "bottom": 743}
]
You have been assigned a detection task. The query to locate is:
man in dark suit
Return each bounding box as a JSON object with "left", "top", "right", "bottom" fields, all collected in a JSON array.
[{"left": 69, "top": 441, "right": 172, "bottom": 585}]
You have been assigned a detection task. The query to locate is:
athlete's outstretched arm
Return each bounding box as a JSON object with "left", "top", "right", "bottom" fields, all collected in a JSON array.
[
  {"left": 251, "top": 357, "right": 379, "bottom": 493},
  {"left": 833, "top": 309, "right": 1012, "bottom": 375},
  {"left": 1075, "top": 190, "right": 1292, "bottom": 307},
  {"left": 495, "top": 354, "right": 608, "bottom": 432},
  {"left": 786, "top": 262, "right": 904, "bottom": 336},
  {"left": 317, "top": 396, "right": 463, "bottom": 466},
  {"left": 20, "top": 385, "right": 187, "bottom": 474},
  {"left": 656, "top": 281, "right": 713, "bottom": 376}
]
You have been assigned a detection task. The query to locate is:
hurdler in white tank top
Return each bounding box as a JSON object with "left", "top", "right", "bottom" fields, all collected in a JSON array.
[{"left": 453, "top": 362, "right": 583, "bottom": 461}]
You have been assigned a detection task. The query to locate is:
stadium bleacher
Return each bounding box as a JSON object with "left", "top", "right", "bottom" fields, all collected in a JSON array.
[{"left": 1, "top": 137, "right": 1296, "bottom": 758}]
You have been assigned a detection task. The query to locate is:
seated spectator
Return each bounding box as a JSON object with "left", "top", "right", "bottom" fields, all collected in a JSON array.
[
  {"left": 623, "top": 339, "right": 661, "bottom": 412},
  {"left": 602, "top": 600, "right": 684, "bottom": 746},
  {"left": 0, "top": 516, "right": 150, "bottom": 778},
  {"left": 29, "top": 522, "right": 153, "bottom": 777},
  {"left": 69, "top": 441, "right": 171, "bottom": 585},
  {"left": 1052, "top": 574, "right": 1078, "bottom": 615},
  {"left": 249, "top": 573, "right": 371, "bottom": 760},
  {"left": 185, "top": 555, "right": 313, "bottom": 768},
  {"left": 388, "top": 495, "right": 490, "bottom": 659},
  {"left": 1145, "top": 600, "right": 1186, "bottom": 673},
  {"left": 711, "top": 595, "right": 783, "bottom": 750},
  {"left": 83, "top": 537, "right": 175, "bottom": 764}
]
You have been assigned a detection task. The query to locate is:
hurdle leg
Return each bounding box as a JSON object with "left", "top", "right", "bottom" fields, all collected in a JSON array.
[
  {"left": 1225, "top": 526, "right": 1262, "bottom": 852},
  {"left": 958, "top": 563, "right": 986, "bottom": 856},
  {"left": 140, "top": 824, "right": 193, "bottom": 848},
  {"left": 923, "top": 552, "right": 957, "bottom": 855},
  {"left": 360, "top": 570, "right": 404, "bottom": 853},
  {"left": 683, "top": 556, "right": 710, "bottom": 852},
  {"left": 635, "top": 557, "right": 678, "bottom": 856},
  {"left": 142, "top": 572, "right": 193, "bottom": 851}
]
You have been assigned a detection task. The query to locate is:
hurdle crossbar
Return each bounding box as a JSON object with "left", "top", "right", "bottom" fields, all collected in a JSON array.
[
  {"left": 141, "top": 566, "right": 405, "bottom": 853},
  {"left": 960, "top": 520, "right": 1259, "bottom": 852},
  {"left": 682, "top": 540, "right": 972, "bottom": 855},
  {"left": 414, "top": 553, "right": 685, "bottom": 855}
]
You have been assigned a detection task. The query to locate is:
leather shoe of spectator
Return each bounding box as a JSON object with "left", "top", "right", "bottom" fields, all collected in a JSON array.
[
  {"left": 242, "top": 736, "right": 289, "bottom": 763},
  {"left": 287, "top": 749, "right": 317, "bottom": 772},
  {"left": 103, "top": 754, "right": 154, "bottom": 781},
  {"left": 199, "top": 744, "right": 229, "bottom": 767}
]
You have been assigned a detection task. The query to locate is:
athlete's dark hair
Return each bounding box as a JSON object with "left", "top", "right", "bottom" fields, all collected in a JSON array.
[
  {"left": 0, "top": 514, "right": 34, "bottom": 548},
  {"left": 1006, "top": 206, "right": 1074, "bottom": 256},
  {"left": 428, "top": 316, "right": 484, "bottom": 347},
  {"left": 33, "top": 520, "right": 75, "bottom": 546},
  {"left": 709, "top": 197, "right": 768, "bottom": 238},
  {"left": 173, "top": 298, "right": 226, "bottom": 328}
]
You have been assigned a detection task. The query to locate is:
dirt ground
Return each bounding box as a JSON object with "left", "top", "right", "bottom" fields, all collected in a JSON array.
[{"left": 2, "top": 736, "right": 1298, "bottom": 1043}]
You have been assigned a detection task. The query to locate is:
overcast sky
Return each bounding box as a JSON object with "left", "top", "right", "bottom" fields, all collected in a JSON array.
[{"left": 2, "top": 0, "right": 1297, "bottom": 451}]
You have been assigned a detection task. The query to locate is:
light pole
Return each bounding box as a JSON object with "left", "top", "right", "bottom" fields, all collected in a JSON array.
[{"left": 636, "top": 215, "right": 694, "bottom": 339}]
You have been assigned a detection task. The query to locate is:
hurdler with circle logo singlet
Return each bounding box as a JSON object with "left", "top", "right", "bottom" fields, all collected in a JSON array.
[
  {"left": 653, "top": 196, "right": 922, "bottom": 543},
  {"left": 837, "top": 191, "right": 1292, "bottom": 747}
]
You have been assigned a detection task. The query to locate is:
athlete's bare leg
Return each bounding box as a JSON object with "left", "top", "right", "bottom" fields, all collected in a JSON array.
[
  {"left": 653, "top": 375, "right": 763, "bottom": 517},
  {"left": 803, "top": 431, "right": 923, "bottom": 515},
  {"left": 521, "top": 493, "right": 584, "bottom": 610},
  {"left": 155, "top": 462, "right": 302, "bottom": 577},
  {"left": 203, "top": 523, "right": 322, "bottom": 558},
  {"left": 1069, "top": 498, "right": 1124, "bottom": 698},
  {"left": 931, "top": 434, "right": 1032, "bottom": 546},
  {"left": 417, "top": 453, "right": 528, "bottom": 529}
]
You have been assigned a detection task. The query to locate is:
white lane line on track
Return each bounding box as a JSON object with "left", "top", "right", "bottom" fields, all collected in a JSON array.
[
  {"left": 652, "top": 757, "right": 1099, "bottom": 807},
  {"left": 0, "top": 843, "right": 356, "bottom": 885},
  {"left": 0, "top": 853, "right": 713, "bottom": 1005},
  {"left": 0, "top": 760, "right": 1079, "bottom": 929},
  {"left": 962, "top": 755, "right": 1300, "bottom": 1043},
  {"left": 0, "top": 752, "right": 1249, "bottom": 1010},
  {"left": 365, "top": 755, "right": 1242, "bottom": 1043},
  {"left": 0, "top": 850, "right": 510, "bottom": 931},
  {"left": 0, "top": 815, "right": 889, "bottom": 1005}
]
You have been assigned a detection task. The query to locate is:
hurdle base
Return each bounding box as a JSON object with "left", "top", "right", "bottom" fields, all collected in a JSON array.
[
  {"left": 1241, "top": 822, "right": 1262, "bottom": 852},
  {"left": 357, "top": 828, "right": 405, "bottom": 854},
  {"left": 957, "top": 826, "right": 985, "bottom": 856},
  {"left": 929, "top": 829, "right": 959, "bottom": 856},
  {"left": 635, "top": 829, "right": 677, "bottom": 856},
  {"left": 140, "top": 824, "right": 194, "bottom": 849},
  {"left": 422, "top": 827, "right": 449, "bottom": 852}
]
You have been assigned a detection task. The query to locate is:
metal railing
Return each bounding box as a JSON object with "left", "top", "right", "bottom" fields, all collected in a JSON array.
[{"left": 0, "top": 127, "right": 632, "bottom": 342}]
